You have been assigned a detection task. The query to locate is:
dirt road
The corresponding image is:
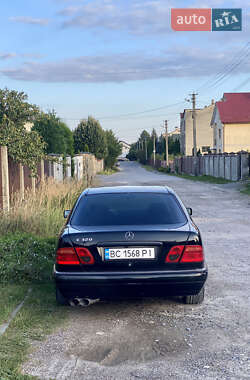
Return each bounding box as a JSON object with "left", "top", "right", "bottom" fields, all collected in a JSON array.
[{"left": 23, "top": 162, "right": 250, "bottom": 379}]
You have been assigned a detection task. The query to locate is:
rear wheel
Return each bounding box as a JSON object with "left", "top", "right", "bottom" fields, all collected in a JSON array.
[
  {"left": 184, "top": 286, "right": 205, "bottom": 304},
  {"left": 56, "top": 287, "right": 68, "bottom": 305}
]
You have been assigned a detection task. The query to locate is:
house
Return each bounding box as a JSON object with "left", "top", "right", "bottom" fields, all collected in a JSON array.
[
  {"left": 119, "top": 140, "right": 131, "bottom": 158},
  {"left": 180, "top": 101, "right": 215, "bottom": 155},
  {"left": 168, "top": 127, "right": 180, "bottom": 141},
  {"left": 210, "top": 93, "right": 250, "bottom": 153}
]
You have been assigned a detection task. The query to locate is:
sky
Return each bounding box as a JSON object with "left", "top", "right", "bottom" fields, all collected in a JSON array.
[{"left": 1, "top": 0, "right": 250, "bottom": 142}]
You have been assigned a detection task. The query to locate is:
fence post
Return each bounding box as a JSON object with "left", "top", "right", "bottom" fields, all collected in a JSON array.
[
  {"left": 31, "top": 177, "right": 36, "bottom": 194},
  {"left": 19, "top": 163, "right": 24, "bottom": 199},
  {"left": 230, "top": 154, "right": 239, "bottom": 181},
  {"left": 239, "top": 152, "right": 249, "bottom": 180},
  {"left": 40, "top": 159, "right": 45, "bottom": 182},
  {"left": 225, "top": 154, "right": 231, "bottom": 180},
  {"left": 0, "top": 146, "right": 10, "bottom": 211},
  {"left": 65, "top": 156, "right": 71, "bottom": 179}
]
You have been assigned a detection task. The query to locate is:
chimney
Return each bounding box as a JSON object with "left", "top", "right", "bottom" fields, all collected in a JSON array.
[{"left": 211, "top": 99, "right": 215, "bottom": 105}]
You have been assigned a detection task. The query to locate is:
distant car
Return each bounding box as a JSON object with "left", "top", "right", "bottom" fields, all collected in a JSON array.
[{"left": 54, "top": 186, "right": 207, "bottom": 306}]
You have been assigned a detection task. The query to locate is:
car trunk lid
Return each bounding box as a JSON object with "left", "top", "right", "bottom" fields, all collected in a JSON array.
[{"left": 68, "top": 225, "right": 191, "bottom": 271}]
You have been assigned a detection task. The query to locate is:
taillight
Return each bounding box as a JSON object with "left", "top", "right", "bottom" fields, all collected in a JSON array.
[
  {"left": 180, "top": 245, "right": 204, "bottom": 263},
  {"left": 75, "top": 247, "right": 95, "bottom": 265},
  {"left": 56, "top": 247, "right": 80, "bottom": 265},
  {"left": 165, "top": 245, "right": 204, "bottom": 263},
  {"left": 165, "top": 245, "right": 184, "bottom": 263}
]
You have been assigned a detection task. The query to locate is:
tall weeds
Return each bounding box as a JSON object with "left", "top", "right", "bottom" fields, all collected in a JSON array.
[{"left": 0, "top": 178, "right": 86, "bottom": 237}]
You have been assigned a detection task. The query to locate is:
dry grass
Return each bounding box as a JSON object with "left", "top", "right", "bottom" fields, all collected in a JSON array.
[{"left": 0, "top": 178, "right": 86, "bottom": 237}]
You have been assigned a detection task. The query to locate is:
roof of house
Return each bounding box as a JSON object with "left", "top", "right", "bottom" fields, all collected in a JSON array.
[
  {"left": 216, "top": 93, "right": 250, "bottom": 123},
  {"left": 168, "top": 127, "right": 180, "bottom": 135},
  {"left": 119, "top": 140, "right": 131, "bottom": 148}
]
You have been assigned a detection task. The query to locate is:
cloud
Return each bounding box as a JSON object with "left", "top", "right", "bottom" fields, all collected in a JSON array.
[
  {"left": 0, "top": 52, "right": 43, "bottom": 61},
  {"left": 57, "top": 0, "right": 250, "bottom": 36},
  {"left": 0, "top": 52, "right": 16, "bottom": 60},
  {"left": 21, "top": 53, "right": 44, "bottom": 59},
  {"left": 58, "top": 0, "right": 173, "bottom": 35},
  {"left": 1, "top": 48, "right": 250, "bottom": 83},
  {"left": 9, "top": 16, "right": 49, "bottom": 26},
  {"left": 189, "top": 0, "right": 250, "bottom": 7}
]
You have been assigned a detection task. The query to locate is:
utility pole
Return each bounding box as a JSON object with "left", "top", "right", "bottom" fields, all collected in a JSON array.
[
  {"left": 191, "top": 92, "right": 197, "bottom": 156},
  {"left": 153, "top": 134, "right": 156, "bottom": 166},
  {"left": 144, "top": 138, "right": 148, "bottom": 161},
  {"left": 164, "top": 120, "right": 169, "bottom": 166}
]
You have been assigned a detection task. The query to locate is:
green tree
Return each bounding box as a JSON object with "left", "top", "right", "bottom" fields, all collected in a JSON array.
[
  {"left": 168, "top": 136, "right": 180, "bottom": 155},
  {"left": 0, "top": 88, "right": 45, "bottom": 174},
  {"left": 105, "top": 130, "right": 122, "bottom": 168},
  {"left": 33, "top": 111, "right": 74, "bottom": 156},
  {"left": 140, "top": 130, "right": 150, "bottom": 162},
  {"left": 73, "top": 116, "right": 107, "bottom": 159},
  {"left": 127, "top": 143, "right": 137, "bottom": 161}
]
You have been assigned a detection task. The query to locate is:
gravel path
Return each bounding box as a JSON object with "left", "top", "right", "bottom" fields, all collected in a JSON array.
[{"left": 22, "top": 162, "right": 250, "bottom": 379}]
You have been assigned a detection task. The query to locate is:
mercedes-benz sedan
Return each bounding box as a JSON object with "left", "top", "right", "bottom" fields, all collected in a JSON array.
[{"left": 54, "top": 186, "right": 207, "bottom": 305}]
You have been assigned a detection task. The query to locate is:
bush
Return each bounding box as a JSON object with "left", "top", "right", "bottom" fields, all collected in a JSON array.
[
  {"left": 158, "top": 166, "right": 171, "bottom": 173},
  {"left": 0, "top": 234, "right": 56, "bottom": 284},
  {"left": 0, "top": 178, "right": 85, "bottom": 284}
]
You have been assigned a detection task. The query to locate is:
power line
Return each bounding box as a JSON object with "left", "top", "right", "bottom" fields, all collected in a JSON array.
[
  {"left": 198, "top": 42, "right": 250, "bottom": 92},
  {"left": 232, "top": 77, "right": 250, "bottom": 91},
  {"left": 198, "top": 42, "right": 250, "bottom": 91},
  {"left": 207, "top": 49, "right": 250, "bottom": 90},
  {"left": 60, "top": 101, "right": 185, "bottom": 122},
  {"left": 97, "top": 101, "right": 185, "bottom": 120}
]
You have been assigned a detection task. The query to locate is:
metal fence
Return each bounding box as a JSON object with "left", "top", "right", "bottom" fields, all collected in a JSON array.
[{"left": 170, "top": 152, "right": 249, "bottom": 181}]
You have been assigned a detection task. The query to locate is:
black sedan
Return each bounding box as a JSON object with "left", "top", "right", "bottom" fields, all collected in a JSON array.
[{"left": 54, "top": 186, "right": 207, "bottom": 306}]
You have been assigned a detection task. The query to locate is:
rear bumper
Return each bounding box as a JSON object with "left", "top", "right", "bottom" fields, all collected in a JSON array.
[{"left": 54, "top": 265, "right": 208, "bottom": 299}]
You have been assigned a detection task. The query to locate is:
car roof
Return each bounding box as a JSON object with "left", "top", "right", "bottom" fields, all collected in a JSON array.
[{"left": 84, "top": 186, "right": 174, "bottom": 195}]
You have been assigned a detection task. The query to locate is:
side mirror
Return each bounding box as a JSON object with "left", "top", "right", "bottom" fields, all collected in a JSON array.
[
  {"left": 186, "top": 207, "right": 192, "bottom": 216},
  {"left": 64, "top": 210, "right": 71, "bottom": 219}
]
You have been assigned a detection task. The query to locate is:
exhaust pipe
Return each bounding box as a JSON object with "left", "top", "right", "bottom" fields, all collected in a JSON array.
[{"left": 69, "top": 297, "right": 100, "bottom": 307}]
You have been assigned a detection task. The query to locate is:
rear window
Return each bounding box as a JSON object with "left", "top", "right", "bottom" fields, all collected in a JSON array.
[{"left": 71, "top": 192, "right": 187, "bottom": 226}]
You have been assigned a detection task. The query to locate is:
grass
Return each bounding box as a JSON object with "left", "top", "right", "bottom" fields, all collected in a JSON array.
[
  {"left": 0, "top": 283, "right": 68, "bottom": 380},
  {"left": 240, "top": 180, "right": 250, "bottom": 195},
  {"left": 0, "top": 178, "right": 86, "bottom": 378},
  {"left": 0, "top": 178, "right": 85, "bottom": 237},
  {"left": 0, "top": 285, "right": 29, "bottom": 325},
  {"left": 165, "top": 172, "right": 232, "bottom": 184},
  {"left": 141, "top": 164, "right": 232, "bottom": 184},
  {"left": 0, "top": 234, "right": 56, "bottom": 284},
  {"left": 141, "top": 164, "right": 155, "bottom": 172},
  {"left": 97, "top": 167, "right": 119, "bottom": 175}
]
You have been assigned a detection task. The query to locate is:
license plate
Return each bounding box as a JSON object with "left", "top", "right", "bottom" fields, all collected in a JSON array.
[{"left": 104, "top": 248, "right": 155, "bottom": 260}]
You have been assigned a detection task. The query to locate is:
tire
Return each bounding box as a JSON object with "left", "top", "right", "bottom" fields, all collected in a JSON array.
[
  {"left": 184, "top": 286, "right": 205, "bottom": 304},
  {"left": 56, "top": 287, "right": 69, "bottom": 305}
]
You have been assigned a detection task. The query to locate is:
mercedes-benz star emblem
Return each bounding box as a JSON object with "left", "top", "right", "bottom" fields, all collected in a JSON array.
[{"left": 125, "top": 231, "right": 135, "bottom": 240}]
